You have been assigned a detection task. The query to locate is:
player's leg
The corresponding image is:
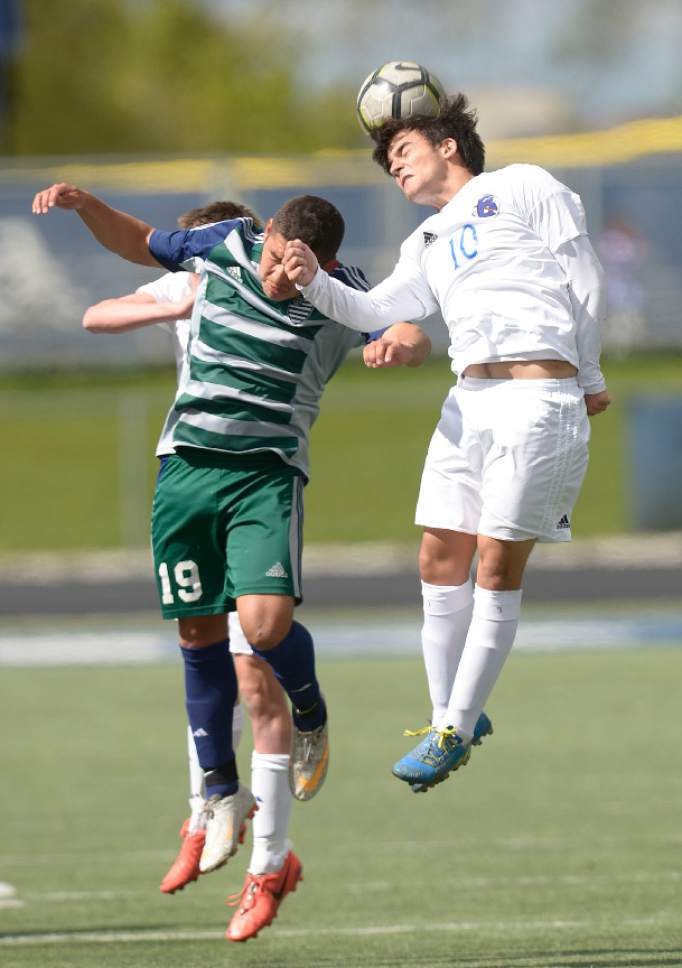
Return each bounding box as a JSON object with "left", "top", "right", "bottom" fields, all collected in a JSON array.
[
  {"left": 177, "top": 614, "right": 257, "bottom": 873},
  {"left": 236, "top": 656, "right": 293, "bottom": 874},
  {"left": 393, "top": 389, "right": 493, "bottom": 789},
  {"left": 152, "top": 454, "right": 256, "bottom": 874},
  {"left": 237, "top": 594, "right": 328, "bottom": 802},
  {"left": 160, "top": 637, "right": 247, "bottom": 894},
  {"left": 237, "top": 594, "right": 324, "bottom": 727},
  {"left": 392, "top": 526, "right": 495, "bottom": 791},
  {"left": 226, "top": 630, "right": 301, "bottom": 942},
  {"left": 442, "top": 377, "right": 590, "bottom": 739},
  {"left": 185, "top": 701, "right": 246, "bottom": 824},
  {"left": 418, "top": 527, "right": 477, "bottom": 726},
  {"left": 412, "top": 377, "right": 590, "bottom": 792},
  {"left": 412, "top": 391, "right": 482, "bottom": 727},
  {"left": 229, "top": 465, "right": 328, "bottom": 801},
  {"left": 442, "top": 536, "right": 533, "bottom": 742}
]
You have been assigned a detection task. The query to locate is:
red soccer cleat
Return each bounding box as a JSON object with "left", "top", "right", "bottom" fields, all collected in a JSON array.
[
  {"left": 225, "top": 850, "right": 303, "bottom": 942},
  {"left": 159, "top": 818, "right": 206, "bottom": 894}
]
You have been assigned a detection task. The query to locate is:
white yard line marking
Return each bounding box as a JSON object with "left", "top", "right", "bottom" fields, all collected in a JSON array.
[
  {"left": 0, "top": 849, "right": 171, "bottom": 866},
  {"left": 2, "top": 869, "right": 679, "bottom": 897},
  {"left": 0, "top": 882, "right": 22, "bottom": 908},
  {"left": 0, "top": 915, "right": 673, "bottom": 946},
  {"left": 40, "top": 890, "right": 120, "bottom": 902},
  {"left": 345, "top": 870, "right": 681, "bottom": 893}
]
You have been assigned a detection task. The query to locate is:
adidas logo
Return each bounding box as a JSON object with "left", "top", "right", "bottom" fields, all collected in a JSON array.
[
  {"left": 192, "top": 728, "right": 208, "bottom": 738},
  {"left": 265, "top": 561, "right": 288, "bottom": 578},
  {"left": 423, "top": 231, "right": 438, "bottom": 247},
  {"left": 556, "top": 514, "right": 571, "bottom": 530}
]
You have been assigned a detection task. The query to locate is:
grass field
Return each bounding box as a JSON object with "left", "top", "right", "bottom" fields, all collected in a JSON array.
[
  {"left": 3, "top": 352, "right": 682, "bottom": 553},
  {"left": 1, "top": 645, "right": 681, "bottom": 967}
]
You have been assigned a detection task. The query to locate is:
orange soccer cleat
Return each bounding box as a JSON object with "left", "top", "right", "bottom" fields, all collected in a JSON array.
[
  {"left": 159, "top": 818, "right": 206, "bottom": 894},
  {"left": 225, "top": 850, "right": 303, "bottom": 942}
]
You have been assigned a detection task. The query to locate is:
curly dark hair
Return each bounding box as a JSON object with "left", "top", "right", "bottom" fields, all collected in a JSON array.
[
  {"left": 177, "top": 200, "right": 262, "bottom": 230},
  {"left": 371, "top": 93, "right": 485, "bottom": 177},
  {"left": 271, "top": 195, "right": 345, "bottom": 264}
]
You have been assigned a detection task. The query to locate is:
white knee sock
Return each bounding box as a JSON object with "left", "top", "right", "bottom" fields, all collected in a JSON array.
[
  {"left": 444, "top": 585, "right": 523, "bottom": 741},
  {"left": 232, "top": 702, "right": 245, "bottom": 751},
  {"left": 248, "top": 752, "right": 292, "bottom": 875},
  {"left": 186, "top": 703, "right": 245, "bottom": 832},
  {"left": 186, "top": 725, "right": 206, "bottom": 832},
  {"left": 421, "top": 579, "right": 474, "bottom": 728}
]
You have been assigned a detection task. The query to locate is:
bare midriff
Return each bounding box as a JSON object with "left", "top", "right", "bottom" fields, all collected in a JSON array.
[{"left": 462, "top": 360, "right": 578, "bottom": 380}]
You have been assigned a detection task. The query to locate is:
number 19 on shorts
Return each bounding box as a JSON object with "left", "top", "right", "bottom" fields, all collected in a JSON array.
[{"left": 158, "top": 560, "right": 203, "bottom": 605}]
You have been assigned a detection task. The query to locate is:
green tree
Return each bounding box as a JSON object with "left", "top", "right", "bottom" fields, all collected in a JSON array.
[{"left": 7, "top": 0, "right": 360, "bottom": 155}]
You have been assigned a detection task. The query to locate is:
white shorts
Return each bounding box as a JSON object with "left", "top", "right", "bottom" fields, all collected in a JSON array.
[
  {"left": 228, "top": 611, "right": 253, "bottom": 656},
  {"left": 415, "top": 377, "right": 590, "bottom": 543}
]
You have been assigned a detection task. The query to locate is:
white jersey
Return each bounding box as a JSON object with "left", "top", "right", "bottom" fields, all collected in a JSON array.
[
  {"left": 301, "top": 164, "right": 605, "bottom": 393},
  {"left": 136, "top": 271, "right": 192, "bottom": 456}
]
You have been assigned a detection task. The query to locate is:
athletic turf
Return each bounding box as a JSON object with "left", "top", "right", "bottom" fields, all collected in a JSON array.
[{"left": 1, "top": 646, "right": 680, "bottom": 967}]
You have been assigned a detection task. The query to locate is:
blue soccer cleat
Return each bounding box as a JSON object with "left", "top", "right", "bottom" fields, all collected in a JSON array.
[
  {"left": 392, "top": 711, "right": 493, "bottom": 794},
  {"left": 471, "top": 711, "right": 493, "bottom": 746}
]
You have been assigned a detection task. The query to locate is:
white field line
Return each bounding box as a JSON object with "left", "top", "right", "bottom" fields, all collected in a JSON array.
[
  {"left": 0, "top": 882, "right": 21, "bottom": 908},
  {"left": 4, "top": 869, "right": 678, "bottom": 904},
  {"left": 0, "top": 849, "right": 173, "bottom": 866},
  {"left": 348, "top": 870, "right": 682, "bottom": 893},
  {"left": 0, "top": 915, "right": 674, "bottom": 946}
]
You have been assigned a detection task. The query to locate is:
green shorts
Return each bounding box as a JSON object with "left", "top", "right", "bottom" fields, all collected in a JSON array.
[{"left": 151, "top": 449, "right": 304, "bottom": 619}]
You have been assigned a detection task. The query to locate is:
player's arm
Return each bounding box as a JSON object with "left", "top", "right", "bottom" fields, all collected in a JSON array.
[
  {"left": 284, "top": 239, "right": 436, "bottom": 332},
  {"left": 364, "top": 322, "right": 432, "bottom": 368},
  {"left": 32, "top": 182, "right": 160, "bottom": 267},
  {"left": 553, "top": 235, "right": 610, "bottom": 415},
  {"left": 524, "top": 182, "right": 610, "bottom": 416},
  {"left": 83, "top": 279, "right": 197, "bottom": 333}
]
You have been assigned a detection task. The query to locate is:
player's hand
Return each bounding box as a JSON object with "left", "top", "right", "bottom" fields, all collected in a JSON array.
[
  {"left": 32, "top": 182, "right": 88, "bottom": 215},
  {"left": 283, "top": 240, "right": 318, "bottom": 287},
  {"left": 364, "top": 322, "right": 432, "bottom": 369},
  {"left": 585, "top": 389, "right": 611, "bottom": 416},
  {"left": 174, "top": 273, "right": 199, "bottom": 318}
]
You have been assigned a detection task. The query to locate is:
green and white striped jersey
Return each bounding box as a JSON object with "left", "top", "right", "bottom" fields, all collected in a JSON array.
[{"left": 150, "top": 218, "right": 370, "bottom": 478}]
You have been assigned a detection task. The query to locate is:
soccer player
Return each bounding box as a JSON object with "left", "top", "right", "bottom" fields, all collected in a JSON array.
[
  {"left": 32, "top": 183, "right": 430, "bottom": 936},
  {"left": 283, "top": 94, "right": 611, "bottom": 793},
  {"left": 82, "top": 199, "right": 302, "bottom": 940}
]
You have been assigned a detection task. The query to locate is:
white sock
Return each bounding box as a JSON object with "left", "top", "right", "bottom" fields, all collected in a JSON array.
[
  {"left": 185, "top": 703, "right": 245, "bottom": 832},
  {"left": 421, "top": 579, "right": 474, "bottom": 728},
  {"left": 444, "top": 585, "right": 523, "bottom": 741},
  {"left": 186, "top": 726, "right": 206, "bottom": 832},
  {"left": 232, "top": 702, "right": 245, "bottom": 751},
  {"left": 248, "top": 752, "right": 292, "bottom": 875}
]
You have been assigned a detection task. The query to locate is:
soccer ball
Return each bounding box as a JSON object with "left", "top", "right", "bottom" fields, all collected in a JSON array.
[{"left": 356, "top": 61, "right": 445, "bottom": 135}]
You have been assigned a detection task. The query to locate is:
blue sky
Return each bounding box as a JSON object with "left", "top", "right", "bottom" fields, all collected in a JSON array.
[{"left": 201, "top": 0, "right": 682, "bottom": 130}]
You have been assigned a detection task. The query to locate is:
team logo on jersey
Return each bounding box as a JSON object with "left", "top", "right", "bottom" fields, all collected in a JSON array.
[
  {"left": 288, "top": 297, "right": 315, "bottom": 322},
  {"left": 422, "top": 231, "right": 438, "bottom": 247},
  {"left": 475, "top": 195, "right": 499, "bottom": 218}
]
